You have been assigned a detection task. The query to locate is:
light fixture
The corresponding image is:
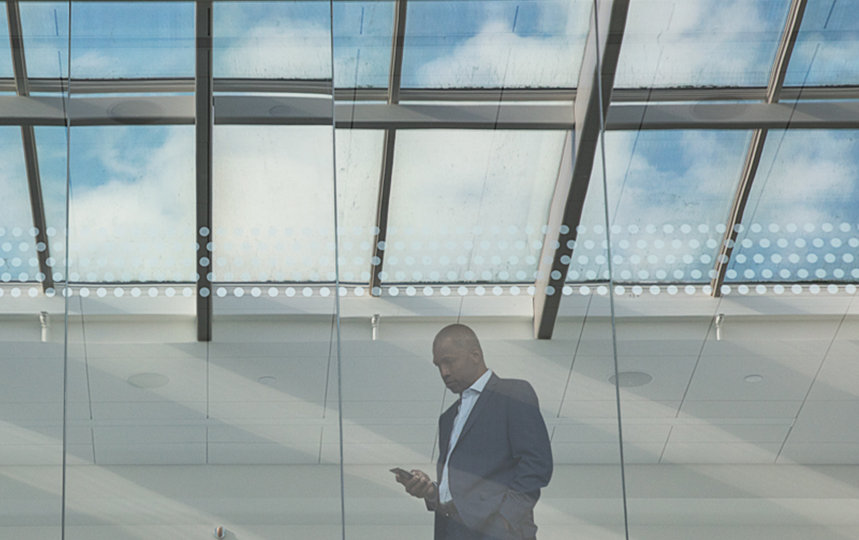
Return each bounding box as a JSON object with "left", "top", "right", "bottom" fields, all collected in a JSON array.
[
  {"left": 370, "top": 313, "right": 381, "bottom": 341},
  {"left": 744, "top": 374, "right": 764, "bottom": 383},
  {"left": 609, "top": 371, "right": 653, "bottom": 388},
  {"left": 257, "top": 375, "right": 277, "bottom": 387},
  {"left": 213, "top": 525, "right": 227, "bottom": 539},
  {"left": 39, "top": 311, "right": 49, "bottom": 343},
  {"left": 714, "top": 313, "right": 725, "bottom": 341}
]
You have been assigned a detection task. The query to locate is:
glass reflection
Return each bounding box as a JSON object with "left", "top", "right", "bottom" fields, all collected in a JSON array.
[
  {"left": 69, "top": 1, "right": 194, "bottom": 79},
  {"left": 212, "top": 127, "right": 383, "bottom": 284},
  {"left": 385, "top": 130, "right": 565, "bottom": 283},
  {"left": 214, "top": 1, "right": 333, "bottom": 80},
  {"left": 20, "top": 1, "right": 69, "bottom": 80},
  {"left": 786, "top": 0, "right": 859, "bottom": 87},
  {"left": 0, "top": 128, "right": 38, "bottom": 283},
  {"left": 615, "top": 0, "right": 789, "bottom": 88},
  {"left": 401, "top": 0, "right": 590, "bottom": 88},
  {"left": 573, "top": 130, "right": 751, "bottom": 284},
  {"left": 0, "top": 1, "right": 13, "bottom": 79},
  {"left": 64, "top": 126, "right": 196, "bottom": 283},
  {"left": 0, "top": 3, "right": 69, "bottom": 537},
  {"left": 61, "top": 1, "right": 344, "bottom": 538},
  {"left": 729, "top": 130, "right": 859, "bottom": 283}
]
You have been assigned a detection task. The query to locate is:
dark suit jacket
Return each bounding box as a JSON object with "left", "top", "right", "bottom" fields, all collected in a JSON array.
[{"left": 429, "top": 373, "right": 553, "bottom": 539}]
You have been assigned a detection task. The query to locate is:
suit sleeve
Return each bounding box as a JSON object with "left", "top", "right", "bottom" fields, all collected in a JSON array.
[{"left": 498, "top": 380, "right": 553, "bottom": 526}]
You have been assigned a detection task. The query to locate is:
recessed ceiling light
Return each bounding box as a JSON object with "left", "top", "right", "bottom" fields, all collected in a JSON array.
[
  {"left": 609, "top": 371, "right": 653, "bottom": 388},
  {"left": 268, "top": 105, "right": 292, "bottom": 117},
  {"left": 258, "top": 376, "right": 277, "bottom": 387},
  {"left": 127, "top": 372, "right": 170, "bottom": 389},
  {"left": 108, "top": 99, "right": 163, "bottom": 123},
  {"left": 744, "top": 374, "right": 764, "bottom": 383}
]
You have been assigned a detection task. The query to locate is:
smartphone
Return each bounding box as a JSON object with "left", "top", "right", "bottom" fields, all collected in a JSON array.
[{"left": 390, "top": 467, "right": 414, "bottom": 480}]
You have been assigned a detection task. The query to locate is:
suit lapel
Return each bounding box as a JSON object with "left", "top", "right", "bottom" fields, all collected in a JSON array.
[{"left": 453, "top": 373, "right": 498, "bottom": 449}]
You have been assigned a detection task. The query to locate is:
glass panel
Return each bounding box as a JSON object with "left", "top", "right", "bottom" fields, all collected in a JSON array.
[
  {"left": 0, "top": 3, "right": 68, "bottom": 536},
  {"left": 728, "top": 129, "right": 859, "bottom": 283},
  {"left": 20, "top": 1, "right": 70, "bottom": 79},
  {"left": 214, "top": 1, "right": 332, "bottom": 80},
  {"left": 615, "top": 0, "right": 790, "bottom": 88},
  {"left": 341, "top": 137, "right": 626, "bottom": 540},
  {"left": 63, "top": 126, "right": 196, "bottom": 283},
  {"left": 786, "top": 0, "right": 859, "bottom": 87},
  {"left": 0, "top": 128, "right": 39, "bottom": 283},
  {"left": 401, "top": 0, "right": 591, "bottom": 88},
  {"left": 0, "top": 2, "right": 13, "bottom": 79},
  {"left": 383, "top": 130, "right": 565, "bottom": 284},
  {"left": 63, "top": 2, "right": 344, "bottom": 539},
  {"left": 572, "top": 130, "right": 752, "bottom": 284},
  {"left": 332, "top": 1, "right": 394, "bottom": 88},
  {"left": 215, "top": 1, "right": 391, "bottom": 86},
  {"left": 68, "top": 2, "right": 194, "bottom": 79},
  {"left": 212, "top": 127, "right": 383, "bottom": 283},
  {"left": 0, "top": 126, "right": 66, "bottom": 539}
]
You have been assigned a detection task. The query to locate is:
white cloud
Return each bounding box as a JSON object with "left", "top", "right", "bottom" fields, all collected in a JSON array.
[
  {"left": 745, "top": 130, "right": 859, "bottom": 226},
  {"left": 616, "top": 0, "right": 778, "bottom": 87},
  {"left": 414, "top": 18, "right": 587, "bottom": 88},
  {"left": 55, "top": 124, "right": 383, "bottom": 283},
  {"left": 217, "top": 21, "right": 331, "bottom": 79},
  {"left": 71, "top": 50, "right": 120, "bottom": 78},
  {"left": 385, "top": 130, "right": 566, "bottom": 282},
  {"left": 66, "top": 127, "right": 196, "bottom": 282}
]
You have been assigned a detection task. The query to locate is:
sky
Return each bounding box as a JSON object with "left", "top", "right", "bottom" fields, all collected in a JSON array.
[{"left": 1, "top": 0, "right": 858, "bottom": 286}]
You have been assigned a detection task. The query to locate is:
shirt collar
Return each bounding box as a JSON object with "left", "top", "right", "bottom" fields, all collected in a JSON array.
[{"left": 463, "top": 369, "right": 492, "bottom": 395}]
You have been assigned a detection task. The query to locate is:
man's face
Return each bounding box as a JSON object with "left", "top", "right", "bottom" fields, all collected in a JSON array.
[{"left": 433, "top": 338, "right": 482, "bottom": 394}]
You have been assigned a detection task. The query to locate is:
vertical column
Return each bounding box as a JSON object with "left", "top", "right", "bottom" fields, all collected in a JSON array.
[{"left": 196, "top": 1, "right": 214, "bottom": 341}]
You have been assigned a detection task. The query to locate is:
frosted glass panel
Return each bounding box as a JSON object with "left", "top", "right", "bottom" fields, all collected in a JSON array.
[
  {"left": 67, "top": 126, "right": 196, "bottom": 283},
  {"left": 384, "top": 130, "right": 565, "bottom": 283},
  {"left": 212, "top": 127, "right": 383, "bottom": 282},
  {"left": 728, "top": 130, "right": 859, "bottom": 283},
  {"left": 0, "top": 128, "right": 37, "bottom": 283},
  {"left": 573, "top": 130, "right": 751, "bottom": 283}
]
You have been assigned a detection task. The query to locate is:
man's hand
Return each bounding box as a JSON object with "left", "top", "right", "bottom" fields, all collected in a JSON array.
[{"left": 395, "top": 469, "right": 437, "bottom": 501}]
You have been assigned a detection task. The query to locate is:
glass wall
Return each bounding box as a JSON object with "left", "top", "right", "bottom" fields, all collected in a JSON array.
[
  {"left": 1, "top": 1, "right": 858, "bottom": 539},
  {"left": 608, "top": 1, "right": 859, "bottom": 540},
  {"left": 0, "top": 1, "right": 69, "bottom": 538}
]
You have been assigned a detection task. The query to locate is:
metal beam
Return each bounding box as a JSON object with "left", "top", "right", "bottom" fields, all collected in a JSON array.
[
  {"left": 370, "top": 0, "right": 407, "bottom": 295},
  {"left": 6, "top": 1, "right": 54, "bottom": 292},
  {"left": 8, "top": 95, "right": 859, "bottom": 130},
  {"left": 533, "top": 0, "right": 630, "bottom": 340},
  {"left": 195, "top": 1, "right": 213, "bottom": 341},
  {"left": 710, "top": 0, "right": 808, "bottom": 298},
  {"left": 5, "top": 77, "right": 859, "bottom": 103}
]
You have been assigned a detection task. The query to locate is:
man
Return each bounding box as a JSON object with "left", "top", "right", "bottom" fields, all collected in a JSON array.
[{"left": 395, "top": 324, "right": 553, "bottom": 540}]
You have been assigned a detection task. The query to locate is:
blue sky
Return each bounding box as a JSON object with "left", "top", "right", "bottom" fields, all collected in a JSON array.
[
  {"left": 786, "top": 0, "right": 859, "bottom": 86},
  {"left": 2, "top": 1, "right": 859, "bottom": 285}
]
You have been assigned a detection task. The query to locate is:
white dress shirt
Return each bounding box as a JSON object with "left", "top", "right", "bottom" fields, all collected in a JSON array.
[{"left": 438, "top": 369, "right": 493, "bottom": 504}]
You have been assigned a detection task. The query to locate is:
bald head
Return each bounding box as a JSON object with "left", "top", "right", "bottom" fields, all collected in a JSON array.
[
  {"left": 433, "top": 323, "right": 483, "bottom": 358},
  {"left": 432, "top": 324, "right": 487, "bottom": 393}
]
